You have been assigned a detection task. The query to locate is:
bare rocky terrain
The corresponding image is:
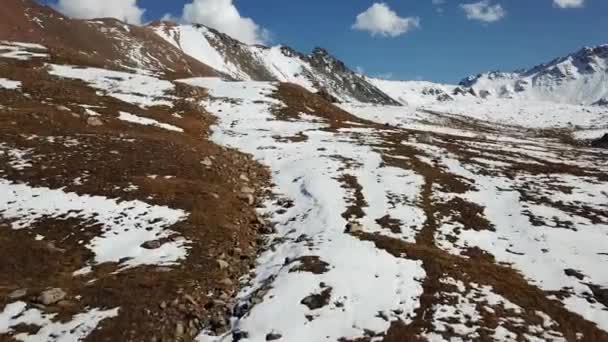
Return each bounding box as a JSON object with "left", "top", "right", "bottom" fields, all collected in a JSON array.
[{"left": 1, "top": 1, "right": 608, "bottom": 342}]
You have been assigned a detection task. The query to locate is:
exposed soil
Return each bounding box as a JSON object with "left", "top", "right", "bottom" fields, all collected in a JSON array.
[{"left": 0, "top": 45, "right": 270, "bottom": 341}]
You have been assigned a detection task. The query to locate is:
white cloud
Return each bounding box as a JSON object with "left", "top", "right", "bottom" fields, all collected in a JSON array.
[
  {"left": 553, "top": 0, "right": 584, "bottom": 8},
  {"left": 460, "top": 1, "right": 506, "bottom": 23},
  {"left": 352, "top": 3, "right": 420, "bottom": 38},
  {"left": 52, "top": 0, "right": 145, "bottom": 25},
  {"left": 175, "top": 0, "right": 268, "bottom": 45},
  {"left": 432, "top": 0, "right": 446, "bottom": 13}
]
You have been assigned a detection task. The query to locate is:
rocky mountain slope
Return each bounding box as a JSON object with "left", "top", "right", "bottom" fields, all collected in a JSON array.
[
  {"left": 0, "top": 0, "right": 219, "bottom": 78},
  {"left": 151, "top": 22, "right": 400, "bottom": 105},
  {"left": 460, "top": 45, "right": 608, "bottom": 105},
  {"left": 2, "top": 1, "right": 608, "bottom": 341}
]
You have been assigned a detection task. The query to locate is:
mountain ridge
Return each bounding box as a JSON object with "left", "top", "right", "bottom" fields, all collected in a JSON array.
[
  {"left": 459, "top": 44, "right": 608, "bottom": 105},
  {"left": 150, "top": 21, "right": 401, "bottom": 105}
]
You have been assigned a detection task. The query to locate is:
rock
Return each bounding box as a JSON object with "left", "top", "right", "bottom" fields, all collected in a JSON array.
[
  {"left": 56, "top": 300, "right": 76, "bottom": 308},
  {"left": 591, "top": 134, "right": 608, "bottom": 148},
  {"left": 240, "top": 186, "right": 255, "bottom": 194},
  {"left": 86, "top": 117, "right": 103, "bottom": 126},
  {"left": 45, "top": 241, "right": 66, "bottom": 253},
  {"left": 201, "top": 157, "right": 213, "bottom": 167},
  {"left": 183, "top": 294, "right": 197, "bottom": 305},
  {"left": 266, "top": 332, "right": 283, "bottom": 341},
  {"left": 344, "top": 222, "right": 363, "bottom": 233},
  {"left": 238, "top": 193, "right": 255, "bottom": 206},
  {"left": 7, "top": 289, "right": 27, "bottom": 300},
  {"left": 233, "top": 330, "right": 249, "bottom": 341},
  {"left": 316, "top": 88, "right": 339, "bottom": 103},
  {"left": 564, "top": 268, "right": 585, "bottom": 280},
  {"left": 38, "top": 288, "right": 67, "bottom": 305},
  {"left": 417, "top": 133, "right": 434, "bottom": 144},
  {"left": 56, "top": 105, "right": 70, "bottom": 112},
  {"left": 141, "top": 240, "right": 162, "bottom": 249},
  {"left": 159, "top": 301, "right": 167, "bottom": 310},
  {"left": 210, "top": 192, "right": 220, "bottom": 199},
  {"left": 239, "top": 174, "right": 250, "bottom": 182},
  {"left": 175, "top": 322, "right": 185, "bottom": 337},
  {"left": 300, "top": 288, "right": 332, "bottom": 310},
  {"left": 220, "top": 278, "right": 234, "bottom": 286},
  {"left": 217, "top": 259, "right": 229, "bottom": 270}
]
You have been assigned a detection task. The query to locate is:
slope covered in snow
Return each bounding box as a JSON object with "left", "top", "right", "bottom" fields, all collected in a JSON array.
[
  {"left": 180, "top": 77, "right": 608, "bottom": 342},
  {"left": 461, "top": 45, "right": 608, "bottom": 105},
  {"left": 151, "top": 22, "right": 399, "bottom": 105}
]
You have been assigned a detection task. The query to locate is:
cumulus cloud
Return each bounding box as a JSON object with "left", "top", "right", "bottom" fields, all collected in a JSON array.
[
  {"left": 460, "top": 1, "right": 506, "bottom": 23},
  {"left": 553, "top": 0, "right": 584, "bottom": 8},
  {"left": 174, "top": 0, "right": 268, "bottom": 45},
  {"left": 352, "top": 3, "right": 420, "bottom": 38},
  {"left": 52, "top": 0, "right": 145, "bottom": 25}
]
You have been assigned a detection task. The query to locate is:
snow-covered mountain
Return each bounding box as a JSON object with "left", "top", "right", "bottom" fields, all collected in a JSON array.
[
  {"left": 460, "top": 45, "right": 608, "bottom": 105},
  {"left": 367, "top": 78, "right": 458, "bottom": 107},
  {"left": 150, "top": 22, "right": 399, "bottom": 105}
]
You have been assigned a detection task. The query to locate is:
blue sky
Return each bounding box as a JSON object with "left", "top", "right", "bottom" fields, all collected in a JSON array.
[{"left": 46, "top": 0, "right": 608, "bottom": 83}]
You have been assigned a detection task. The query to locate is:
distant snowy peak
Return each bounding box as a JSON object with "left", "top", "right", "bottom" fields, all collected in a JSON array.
[
  {"left": 150, "top": 22, "right": 399, "bottom": 105},
  {"left": 461, "top": 44, "right": 608, "bottom": 105}
]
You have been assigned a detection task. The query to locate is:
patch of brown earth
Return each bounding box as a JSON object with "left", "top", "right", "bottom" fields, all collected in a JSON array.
[{"left": 0, "top": 50, "right": 269, "bottom": 341}]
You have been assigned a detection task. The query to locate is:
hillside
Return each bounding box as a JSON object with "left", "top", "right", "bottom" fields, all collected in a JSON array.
[
  {"left": 460, "top": 45, "right": 608, "bottom": 106},
  {"left": 1, "top": 1, "right": 608, "bottom": 341},
  {"left": 151, "top": 22, "right": 399, "bottom": 105}
]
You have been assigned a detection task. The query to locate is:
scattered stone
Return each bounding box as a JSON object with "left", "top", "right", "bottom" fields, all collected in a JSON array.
[
  {"left": 238, "top": 193, "right": 255, "bottom": 206},
  {"left": 220, "top": 278, "right": 234, "bottom": 286},
  {"left": 175, "top": 322, "right": 185, "bottom": 337},
  {"left": 591, "top": 134, "right": 608, "bottom": 148},
  {"left": 564, "top": 268, "right": 585, "bottom": 280},
  {"left": 183, "top": 294, "right": 197, "bottom": 305},
  {"left": 201, "top": 157, "right": 213, "bottom": 167},
  {"left": 86, "top": 117, "right": 103, "bottom": 126},
  {"left": 56, "top": 300, "right": 76, "bottom": 308},
  {"left": 266, "top": 332, "right": 283, "bottom": 341},
  {"left": 300, "top": 288, "right": 332, "bottom": 310},
  {"left": 7, "top": 289, "right": 27, "bottom": 300},
  {"left": 38, "top": 288, "right": 67, "bottom": 305},
  {"left": 240, "top": 186, "right": 255, "bottom": 194},
  {"left": 344, "top": 222, "right": 363, "bottom": 233},
  {"left": 45, "top": 241, "right": 66, "bottom": 253},
  {"left": 217, "top": 259, "right": 229, "bottom": 270},
  {"left": 141, "top": 240, "right": 162, "bottom": 250},
  {"left": 233, "top": 330, "right": 249, "bottom": 341}
]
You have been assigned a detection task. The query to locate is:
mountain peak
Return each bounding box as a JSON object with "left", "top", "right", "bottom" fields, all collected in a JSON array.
[
  {"left": 151, "top": 22, "right": 400, "bottom": 105},
  {"left": 459, "top": 43, "right": 608, "bottom": 105}
]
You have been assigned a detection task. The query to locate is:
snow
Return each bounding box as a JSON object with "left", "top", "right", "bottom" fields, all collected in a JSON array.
[
  {"left": 0, "top": 179, "right": 190, "bottom": 269},
  {"left": 0, "top": 41, "right": 48, "bottom": 60},
  {"left": 0, "top": 78, "right": 21, "bottom": 90},
  {"left": 48, "top": 64, "right": 175, "bottom": 108},
  {"left": 572, "top": 128, "right": 608, "bottom": 140},
  {"left": 181, "top": 78, "right": 427, "bottom": 341},
  {"left": 0, "top": 143, "right": 34, "bottom": 170},
  {"left": 367, "top": 78, "right": 456, "bottom": 107},
  {"left": 118, "top": 111, "right": 183, "bottom": 132},
  {"left": 154, "top": 24, "right": 248, "bottom": 79},
  {"left": 249, "top": 46, "right": 317, "bottom": 92},
  {"left": 420, "top": 149, "right": 608, "bottom": 332},
  {"left": 0, "top": 301, "right": 119, "bottom": 342},
  {"left": 364, "top": 79, "right": 608, "bottom": 129},
  {"left": 460, "top": 46, "right": 608, "bottom": 106},
  {"left": 424, "top": 97, "right": 608, "bottom": 129}
]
